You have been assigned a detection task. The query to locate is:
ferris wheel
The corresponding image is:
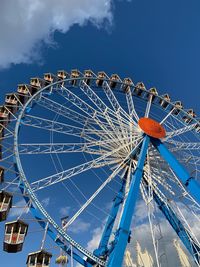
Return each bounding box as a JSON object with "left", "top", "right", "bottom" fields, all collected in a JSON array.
[{"left": 0, "top": 69, "right": 200, "bottom": 267}]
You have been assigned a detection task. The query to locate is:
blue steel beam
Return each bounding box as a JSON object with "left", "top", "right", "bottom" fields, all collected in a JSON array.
[
  {"left": 153, "top": 189, "right": 200, "bottom": 264},
  {"left": 94, "top": 176, "right": 126, "bottom": 258},
  {"left": 107, "top": 135, "right": 150, "bottom": 267},
  {"left": 151, "top": 138, "right": 200, "bottom": 204},
  {"left": 143, "top": 177, "right": 200, "bottom": 264}
]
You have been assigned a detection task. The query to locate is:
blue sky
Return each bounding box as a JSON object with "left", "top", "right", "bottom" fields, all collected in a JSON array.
[{"left": 0, "top": 0, "right": 200, "bottom": 266}]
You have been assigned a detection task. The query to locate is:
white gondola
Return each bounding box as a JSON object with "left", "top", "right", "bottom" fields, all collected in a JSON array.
[
  {"left": 84, "top": 70, "right": 93, "bottom": 85},
  {"left": 70, "top": 69, "right": 80, "bottom": 86},
  {"left": 172, "top": 101, "right": 183, "bottom": 115},
  {"left": 57, "top": 70, "right": 69, "bottom": 80},
  {"left": 134, "top": 82, "right": 145, "bottom": 96},
  {"left": 57, "top": 70, "right": 69, "bottom": 87},
  {"left": 96, "top": 71, "right": 108, "bottom": 87},
  {"left": 4, "top": 220, "right": 28, "bottom": 253},
  {"left": 121, "top": 78, "right": 133, "bottom": 92},
  {"left": 26, "top": 250, "right": 52, "bottom": 267},
  {"left": 159, "top": 94, "right": 171, "bottom": 109},
  {"left": 5, "top": 93, "right": 19, "bottom": 114},
  {"left": 182, "top": 109, "right": 196, "bottom": 124},
  {"left": 109, "top": 74, "right": 121, "bottom": 89},
  {"left": 43, "top": 73, "right": 59, "bottom": 93},
  {"left": 17, "top": 84, "right": 32, "bottom": 104},
  {"left": 147, "top": 87, "right": 158, "bottom": 102},
  {"left": 30, "top": 78, "right": 47, "bottom": 95},
  {"left": 0, "top": 191, "right": 13, "bottom": 221},
  {"left": 44, "top": 73, "right": 58, "bottom": 84}
]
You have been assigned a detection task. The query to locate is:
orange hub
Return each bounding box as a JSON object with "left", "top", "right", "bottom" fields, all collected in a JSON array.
[{"left": 138, "top": 117, "right": 166, "bottom": 139}]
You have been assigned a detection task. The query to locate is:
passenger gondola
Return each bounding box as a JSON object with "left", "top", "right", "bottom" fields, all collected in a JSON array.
[
  {"left": 0, "top": 191, "right": 13, "bottom": 221},
  {"left": 26, "top": 250, "right": 52, "bottom": 267},
  {"left": 4, "top": 220, "right": 28, "bottom": 253}
]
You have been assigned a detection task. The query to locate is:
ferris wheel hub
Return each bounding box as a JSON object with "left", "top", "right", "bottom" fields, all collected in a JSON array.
[{"left": 138, "top": 117, "right": 166, "bottom": 139}]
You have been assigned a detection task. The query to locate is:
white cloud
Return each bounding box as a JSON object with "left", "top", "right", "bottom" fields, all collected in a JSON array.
[
  {"left": 84, "top": 199, "right": 197, "bottom": 266},
  {"left": 127, "top": 200, "right": 198, "bottom": 267},
  {"left": 86, "top": 225, "right": 103, "bottom": 251},
  {"left": 68, "top": 218, "right": 91, "bottom": 234},
  {"left": 85, "top": 201, "right": 151, "bottom": 255},
  {"left": 9, "top": 199, "right": 28, "bottom": 218},
  {"left": 134, "top": 199, "right": 148, "bottom": 223},
  {"left": 41, "top": 197, "right": 50, "bottom": 207},
  {"left": 0, "top": 0, "right": 115, "bottom": 69},
  {"left": 8, "top": 197, "right": 50, "bottom": 218}
]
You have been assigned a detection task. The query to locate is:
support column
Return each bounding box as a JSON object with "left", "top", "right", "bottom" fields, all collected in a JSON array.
[
  {"left": 94, "top": 177, "right": 126, "bottom": 258},
  {"left": 107, "top": 135, "right": 150, "bottom": 267},
  {"left": 151, "top": 138, "right": 200, "bottom": 204},
  {"left": 153, "top": 188, "right": 200, "bottom": 264}
]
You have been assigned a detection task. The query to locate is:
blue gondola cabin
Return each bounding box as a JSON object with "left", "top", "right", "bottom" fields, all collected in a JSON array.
[
  {"left": 0, "top": 191, "right": 12, "bottom": 221},
  {"left": 26, "top": 250, "right": 52, "bottom": 267},
  {"left": 4, "top": 220, "right": 28, "bottom": 253}
]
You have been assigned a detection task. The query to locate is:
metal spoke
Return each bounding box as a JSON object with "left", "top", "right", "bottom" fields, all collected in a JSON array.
[
  {"left": 22, "top": 114, "right": 94, "bottom": 139},
  {"left": 21, "top": 114, "right": 125, "bottom": 143},
  {"left": 167, "top": 140, "right": 200, "bottom": 151},
  {"left": 102, "top": 81, "right": 133, "bottom": 122},
  {"left": 18, "top": 142, "right": 106, "bottom": 155},
  {"left": 79, "top": 80, "right": 132, "bottom": 154},
  {"left": 102, "top": 81, "right": 135, "bottom": 153},
  {"left": 79, "top": 80, "right": 132, "bottom": 152},
  {"left": 125, "top": 86, "right": 139, "bottom": 123},
  {"left": 38, "top": 95, "right": 98, "bottom": 128},
  {"left": 56, "top": 85, "right": 131, "bottom": 146},
  {"left": 30, "top": 138, "right": 138, "bottom": 191},
  {"left": 144, "top": 95, "right": 153, "bottom": 118},
  {"left": 18, "top": 136, "right": 137, "bottom": 155},
  {"left": 79, "top": 80, "right": 127, "bottom": 125},
  {"left": 160, "top": 107, "right": 175, "bottom": 125},
  {"left": 63, "top": 161, "right": 126, "bottom": 230},
  {"left": 165, "top": 123, "right": 197, "bottom": 140}
]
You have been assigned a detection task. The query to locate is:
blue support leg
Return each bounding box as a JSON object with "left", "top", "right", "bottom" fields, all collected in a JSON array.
[
  {"left": 143, "top": 177, "right": 200, "bottom": 264},
  {"left": 107, "top": 135, "right": 150, "bottom": 267},
  {"left": 151, "top": 138, "right": 200, "bottom": 204},
  {"left": 94, "top": 177, "right": 126, "bottom": 258},
  {"left": 153, "top": 189, "right": 200, "bottom": 264}
]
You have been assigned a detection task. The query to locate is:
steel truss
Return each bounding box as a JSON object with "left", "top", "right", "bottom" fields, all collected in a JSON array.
[
  {"left": 98, "top": 136, "right": 200, "bottom": 267},
  {"left": 1, "top": 71, "right": 200, "bottom": 267}
]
